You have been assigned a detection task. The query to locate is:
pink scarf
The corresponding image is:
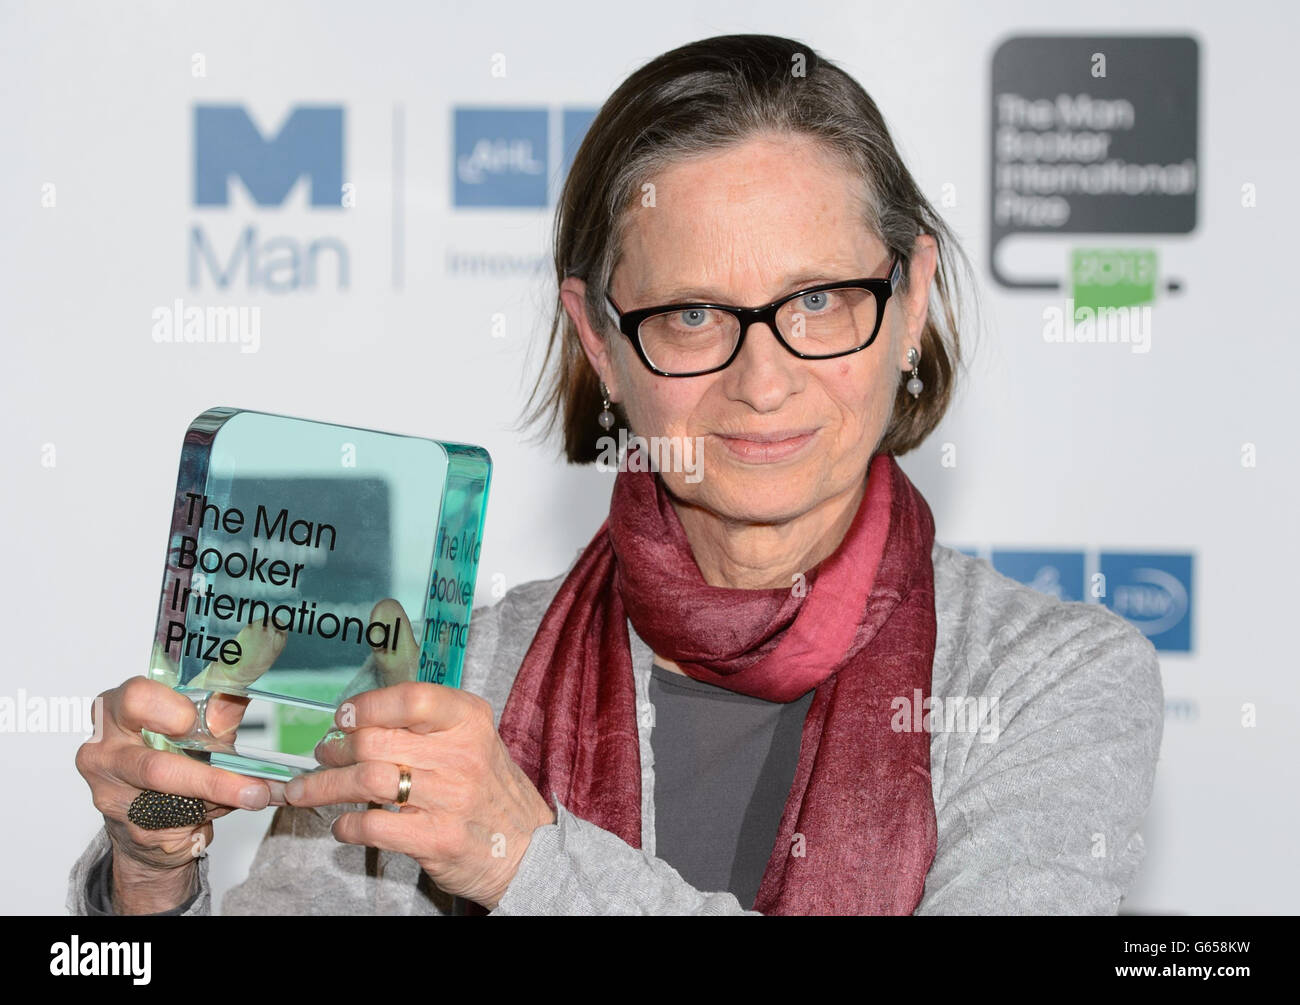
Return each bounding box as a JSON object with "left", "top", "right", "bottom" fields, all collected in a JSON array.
[{"left": 493, "top": 452, "right": 937, "bottom": 914}]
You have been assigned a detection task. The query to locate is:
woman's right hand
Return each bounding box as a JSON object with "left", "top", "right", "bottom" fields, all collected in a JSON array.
[{"left": 74, "top": 624, "right": 286, "bottom": 913}]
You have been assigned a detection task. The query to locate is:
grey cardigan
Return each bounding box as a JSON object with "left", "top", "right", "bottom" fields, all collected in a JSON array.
[{"left": 66, "top": 542, "right": 1164, "bottom": 915}]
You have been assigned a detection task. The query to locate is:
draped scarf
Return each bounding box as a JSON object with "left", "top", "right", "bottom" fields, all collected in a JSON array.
[{"left": 490, "top": 451, "right": 937, "bottom": 914}]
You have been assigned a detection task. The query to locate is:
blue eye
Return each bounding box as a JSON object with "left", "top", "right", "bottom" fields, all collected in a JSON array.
[
  {"left": 799, "top": 291, "right": 831, "bottom": 312},
  {"left": 679, "top": 309, "right": 709, "bottom": 327}
]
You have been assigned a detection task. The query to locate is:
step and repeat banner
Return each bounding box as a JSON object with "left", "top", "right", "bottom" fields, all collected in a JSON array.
[{"left": 1, "top": 0, "right": 1294, "bottom": 914}]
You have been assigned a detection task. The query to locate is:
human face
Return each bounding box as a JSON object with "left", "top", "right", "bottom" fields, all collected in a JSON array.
[{"left": 569, "top": 133, "right": 933, "bottom": 529}]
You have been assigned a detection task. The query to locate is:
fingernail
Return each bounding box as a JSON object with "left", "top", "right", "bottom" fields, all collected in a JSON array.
[
  {"left": 286, "top": 777, "right": 305, "bottom": 803},
  {"left": 239, "top": 784, "right": 269, "bottom": 810},
  {"left": 265, "top": 780, "right": 287, "bottom": 806}
]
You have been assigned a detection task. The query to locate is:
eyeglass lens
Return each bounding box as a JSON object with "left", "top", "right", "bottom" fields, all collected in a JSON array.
[{"left": 637, "top": 286, "right": 880, "bottom": 374}]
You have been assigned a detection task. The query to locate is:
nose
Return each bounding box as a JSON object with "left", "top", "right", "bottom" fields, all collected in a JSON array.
[{"left": 721, "top": 319, "right": 803, "bottom": 412}]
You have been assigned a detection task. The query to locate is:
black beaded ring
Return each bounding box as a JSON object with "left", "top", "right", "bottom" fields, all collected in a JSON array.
[{"left": 127, "top": 790, "right": 208, "bottom": 830}]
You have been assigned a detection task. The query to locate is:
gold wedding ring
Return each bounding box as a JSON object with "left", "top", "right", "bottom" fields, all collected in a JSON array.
[{"left": 395, "top": 764, "right": 413, "bottom": 806}]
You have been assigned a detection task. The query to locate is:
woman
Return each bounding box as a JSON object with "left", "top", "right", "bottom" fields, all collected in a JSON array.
[{"left": 69, "top": 34, "right": 1163, "bottom": 916}]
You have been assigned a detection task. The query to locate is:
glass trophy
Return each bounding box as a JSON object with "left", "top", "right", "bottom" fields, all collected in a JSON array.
[{"left": 141, "top": 407, "right": 492, "bottom": 782}]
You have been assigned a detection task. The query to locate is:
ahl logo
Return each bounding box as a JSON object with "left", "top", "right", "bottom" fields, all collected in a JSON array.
[
  {"left": 454, "top": 106, "right": 597, "bottom": 208},
  {"left": 190, "top": 104, "right": 349, "bottom": 293}
]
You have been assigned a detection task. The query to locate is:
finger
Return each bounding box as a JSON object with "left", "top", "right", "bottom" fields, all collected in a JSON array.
[
  {"left": 191, "top": 622, "right": 287, "bottom": 693},
  {"left": 113, "top": 800, "right": 236, "bottom": 824},
  {"left": 100, "top": 792, "right": 238, "bottom": 855},
  {"left": 284, "top": 760, "right": 415, "bottom": 809},
  {"left": 111, "top": 676, "right": 202, "bottom": 738},
  {"left": 203, "top": 691, "right": 252, "bottom": 741},
  {"left": 313, "top": 725, "right": 432, "bottom": 769},
  {"left": 114, "top": 745, "right": 273, "bottom": 812},
  {"left": 123, "top": 782, "right": 282, "bottom": 815},
  {"left": 367, "top": 599, "right": 419, "bottom": 687},
  {"left": 331, "top": 807, "right": 424, "bottom": 858},
  {"left": 336, "top": 681, "right": 474, "bottom": 734},
  {"left": 111, "top": 675, "right": 245, "bottom": 746},
  {"left": 115, "top": 802, "right": 242, "bottom": 850}
]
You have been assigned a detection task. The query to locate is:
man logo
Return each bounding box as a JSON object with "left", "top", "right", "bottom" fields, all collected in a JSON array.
[
  {"left": 189, "top": 104, "right": 349, "bottom": 292},
  {"left": 194, "top": 105, "right": 344, "bottom": 207}
]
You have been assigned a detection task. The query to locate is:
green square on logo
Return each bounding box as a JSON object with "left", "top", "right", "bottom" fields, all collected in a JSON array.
[{"left": 1071, "top": 249, "right": 1157, "bottom": 309}]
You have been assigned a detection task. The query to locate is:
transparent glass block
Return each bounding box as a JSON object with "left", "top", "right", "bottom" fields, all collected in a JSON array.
[{"left": 141, "top": 407, "right": 491, "bottom": 781}]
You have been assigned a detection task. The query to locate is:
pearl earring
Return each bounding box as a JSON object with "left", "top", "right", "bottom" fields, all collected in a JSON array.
[
  {"left": 598, "top": 381, "right": 615, "bottom": 430},
  {"left": 906, "top": 347, "right": 923, "bottom": 399}
]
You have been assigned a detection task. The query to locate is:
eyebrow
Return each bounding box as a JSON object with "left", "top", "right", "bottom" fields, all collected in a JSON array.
[{"left": 636, "top": 270, "right": 863, "bottom": 306}]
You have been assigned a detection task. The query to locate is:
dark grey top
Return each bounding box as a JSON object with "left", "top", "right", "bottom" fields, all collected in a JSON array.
[{"left": 648, "top": 662, "right": 815, "bottom": 910}]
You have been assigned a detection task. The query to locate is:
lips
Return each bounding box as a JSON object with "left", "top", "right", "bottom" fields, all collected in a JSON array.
[{"left": 715, "top": 428, "right": 818, "bottom": 464}]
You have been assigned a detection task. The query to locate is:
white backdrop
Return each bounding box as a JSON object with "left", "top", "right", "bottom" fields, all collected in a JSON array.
[{"left": 1, "top": 0, "right": 1295, "bottom": 914}]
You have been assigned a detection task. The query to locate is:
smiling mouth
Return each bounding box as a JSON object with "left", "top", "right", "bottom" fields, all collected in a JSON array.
[{"left": 714, "top": 429, "right": 818, "bottom": 464}]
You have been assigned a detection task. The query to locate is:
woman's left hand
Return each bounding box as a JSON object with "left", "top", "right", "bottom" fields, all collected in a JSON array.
[{"left": 282, "top": 600, "right": 556, "bottom": 911}]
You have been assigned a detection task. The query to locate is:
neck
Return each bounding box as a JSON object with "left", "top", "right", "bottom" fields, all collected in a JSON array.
[{"left": 668, "top": 474, "right": 867, "bottom": 590}]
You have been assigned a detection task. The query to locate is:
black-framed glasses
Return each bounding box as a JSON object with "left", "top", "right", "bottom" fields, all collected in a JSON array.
[{"left": 604, "top": 256, "right": 903, "bottom": 378}]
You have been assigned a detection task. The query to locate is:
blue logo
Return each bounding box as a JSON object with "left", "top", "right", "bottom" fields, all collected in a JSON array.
[
  {"left": 454, "top": 108, "right": 548, "bottom": 208},
  {"left": 194, "top": 105, "right": 344, "bottom": 208},
  {"left": 991, "top": 550, "right": 1086, "bottom": 603},
  {"left": 453, "top": 106, "right": 598, "bottom": 208},
  {"left": 561, "top": 107, "right": 598, "bottom": 187},
  {"left": 1099, "top": 552, "right": 1193, "bottom": 652}
]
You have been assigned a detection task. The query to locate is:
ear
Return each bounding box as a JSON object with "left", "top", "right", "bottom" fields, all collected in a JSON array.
[
  {"left": 900, "top": 233, "right": 939, "bottom": 367},
  {"left": 560, "top": 276, "right": 621, "bottom": 401}
]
